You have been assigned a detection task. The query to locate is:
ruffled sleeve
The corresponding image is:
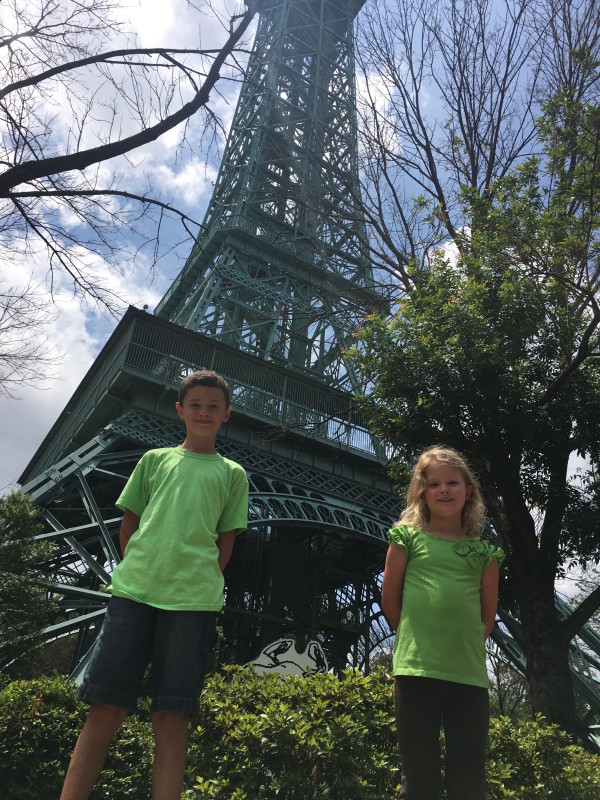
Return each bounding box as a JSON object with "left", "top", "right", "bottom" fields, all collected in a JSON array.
[
  {"left": 483, "top": 541, "right": 504, "bottom": 569},
  {"left": 388, "top": 525, "right": 414, "bottom": 556}
]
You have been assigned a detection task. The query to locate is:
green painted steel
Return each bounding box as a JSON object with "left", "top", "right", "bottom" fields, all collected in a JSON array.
[
  {"left": 10, "top": 0, "right": 600, "bottom": 750},
  {"left": 155, "top": 0, "right": 381, "bottom": 392}
]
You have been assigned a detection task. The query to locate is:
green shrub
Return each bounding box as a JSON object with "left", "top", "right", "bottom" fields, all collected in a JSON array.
[
  {"left": 486, "top": 715, "right": 600, "bottom": 800},
  {"left": 0, "top": 675, "right": 152, "bottom": 800},
  {"left": 0, "top": 674, "right": 84, "bottom": 799},
  {"left": 185, "top": 666, "right": 400, "bottom": 799},
  {"left": 1, "top": 670, "right": 599, "bottom": 799}
]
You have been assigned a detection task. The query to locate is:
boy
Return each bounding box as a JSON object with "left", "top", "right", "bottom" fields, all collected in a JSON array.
[{"left": 60, "top": 370, "right": 249, "bottom": 800}]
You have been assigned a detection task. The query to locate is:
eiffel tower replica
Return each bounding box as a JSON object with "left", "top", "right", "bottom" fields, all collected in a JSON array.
[
  {"left": 12, "top": 2, "right": 600, "bottom": 751},
  {"left": 18, "top": 0, "right": 399, "bottom": 679}
]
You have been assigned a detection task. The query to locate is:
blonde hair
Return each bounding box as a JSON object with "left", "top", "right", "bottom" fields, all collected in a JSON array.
[{"left": 396, "top": 447, "right": 486, "bottom": 538}]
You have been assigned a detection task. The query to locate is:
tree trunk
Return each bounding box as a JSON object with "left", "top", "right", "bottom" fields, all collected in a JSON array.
[
  {"left": 518, "top": 589, "right": 577, "bottom": 734},
  {"left": 488, "top": 464, "right": 578, "bottom": 735}
]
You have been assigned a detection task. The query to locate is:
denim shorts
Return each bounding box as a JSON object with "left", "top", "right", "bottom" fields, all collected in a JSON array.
[{"left": 77, "top": 595, "right": 218, "bottom": 714}]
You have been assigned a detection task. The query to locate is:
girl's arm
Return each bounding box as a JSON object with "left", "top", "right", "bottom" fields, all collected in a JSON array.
[
  {"left": 119, "top": 509, "right": 141, "bottom": 558},
  {"left": 480, "top": 557, "right": 500, "bottom": 639},
  {"left": 381, "top": 542, "right": 408, "bottom": 631}
]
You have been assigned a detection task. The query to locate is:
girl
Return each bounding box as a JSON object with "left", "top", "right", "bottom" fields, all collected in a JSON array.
[{"left": 381, "top": 446, "right": 503, "bottom": 800}]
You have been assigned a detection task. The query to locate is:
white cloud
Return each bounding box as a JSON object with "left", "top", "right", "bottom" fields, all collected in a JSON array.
[
  {"left": 0, "top": 295, "right": 99, "bottom": 493},
  {"left": 128, "top": 0, "right": 236, "bottom": 49},
  {"left": 0, "top": 246, "right": 165, "bottom": 495},
  {"left": 129, "top": 0, "right": 176, "bottom": 44},
  {"left": 149, "top": 160, "right": 218, "bottom": 206}
]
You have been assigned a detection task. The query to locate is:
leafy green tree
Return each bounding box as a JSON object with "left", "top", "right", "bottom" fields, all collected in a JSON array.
[
  {"left": 0, "top": 491, "right": 55, "bottom": 675},
  {"left": 351, "top": 89, "right": 600, "bottom": 735},
  {"left": 348, "top": 0, "right": 600, "bottom": 736}
]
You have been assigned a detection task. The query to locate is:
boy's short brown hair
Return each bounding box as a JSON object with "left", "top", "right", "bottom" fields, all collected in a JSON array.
[{"left": 178, "top": 370, "right": 231, "bottom": 406}]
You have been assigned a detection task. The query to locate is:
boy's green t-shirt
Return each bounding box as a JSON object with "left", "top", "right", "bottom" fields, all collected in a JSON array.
[
  {"left": 112, "top": 447, "right": 249, "bottom": 611},
  {"left": 389, "top": 525, "right": 504, "bottom": 688}
]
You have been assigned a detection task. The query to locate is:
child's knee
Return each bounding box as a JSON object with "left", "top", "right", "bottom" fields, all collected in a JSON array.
[
  {"left": 151, "top": 711, "right": 189, "bottom": 736},
  {"left": 87, "top": 702, "right": 128, "bottom": 732}
]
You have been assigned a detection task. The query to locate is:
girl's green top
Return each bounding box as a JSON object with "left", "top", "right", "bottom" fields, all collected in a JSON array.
[{"left": 388, "top": 525, "right": 504, "bottom": 688}]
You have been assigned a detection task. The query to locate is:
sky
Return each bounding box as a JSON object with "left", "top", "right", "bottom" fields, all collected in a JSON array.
[
  {"left": 0, "top": 0, "right": 250, "bottom": 494},
  {"left": 0, "top": 0, "right": 439, "bottom": 495}
]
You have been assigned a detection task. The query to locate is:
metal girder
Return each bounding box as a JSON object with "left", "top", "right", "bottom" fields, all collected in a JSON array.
[
  {"left": 248, "top": 492, "right": 387, "bottom": 543},
  {"left": 23, "top": 431, "right": 126, "bottom": 504},
  {"left": 154, "top": 0, "right": 382, "bottom": 392},
  {"left": 173, "top": 252, "right": 367, "bottom": 389}
]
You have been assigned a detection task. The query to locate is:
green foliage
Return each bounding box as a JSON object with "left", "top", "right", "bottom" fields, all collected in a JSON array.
[
  {"left": 486, "top": 715, "right": 600, "bottom": 799},
  {"left": 0, "top": 674, "right": 83, "bottom": 799},
  {"left": 350, "top": 97, "right": 600, "bottom": 566},
  {"left": 0, "top": 674, "right": 152, "bottom": 800},
  {"left": 350, "top": 98, "right": 600, "bottom": 728},
  {"left": 348, "top": 95, "right": 600, "bottom": 733},
  {"left": 0, "top": 491, "right": 56, "bottom": 674},
  {"left": 1, "top": 671, "right": 600, "bottom": 799},
  {"left": 186, "top": 666, "right": 400, "bottom": 799}
]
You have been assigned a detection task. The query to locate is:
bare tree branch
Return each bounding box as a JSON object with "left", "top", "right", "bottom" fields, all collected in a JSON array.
[
  {"left": 0, "top": 2, "right": 259, "bottom": 193},
  {"left": 0, "top": 278, "right": 62, "bottom": 398}
]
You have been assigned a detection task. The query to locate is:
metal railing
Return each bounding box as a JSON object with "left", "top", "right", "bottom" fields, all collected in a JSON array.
[{"left": 123, "top": 313, "right": 382, "bottom": 457}]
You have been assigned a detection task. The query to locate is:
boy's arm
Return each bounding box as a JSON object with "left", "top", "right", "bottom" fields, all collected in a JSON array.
[
  {"left": 216, "top": 530, "right": 236, "bottom": 572},
  {"left": 381, "top": 542, "right": 408, "bottom": 631},
  {"left": 119, "top": 509, "right": 141, "bottom": 558}
]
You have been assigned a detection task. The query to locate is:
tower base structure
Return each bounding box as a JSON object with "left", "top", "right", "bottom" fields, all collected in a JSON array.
[
  {"left": 19, "top": 307, "right": 399, "bottom": 678},
  {"left": 14, "top": 307, "right": 600, "bottom": 753}
]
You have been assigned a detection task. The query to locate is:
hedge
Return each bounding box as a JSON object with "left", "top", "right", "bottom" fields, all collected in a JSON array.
[
  {"left": 1, "top": 668, "right": 599, "bottom": 799},
  {"left": 186, "top": 666, "right": 398, "bottom": 798},
  {"left": 0, "top": 674, "right": 152, "bottom": 799}
]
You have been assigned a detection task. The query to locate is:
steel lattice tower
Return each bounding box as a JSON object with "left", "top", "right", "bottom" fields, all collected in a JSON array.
[
  {"left": 18, "top": 0, "right": 400, "bottom": 679},
  {"left": 155, "top": 0, "right": 375, "bottom": 390},
  {"left": 13, "top": 2, "right": 600, "bottom": 748}
]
